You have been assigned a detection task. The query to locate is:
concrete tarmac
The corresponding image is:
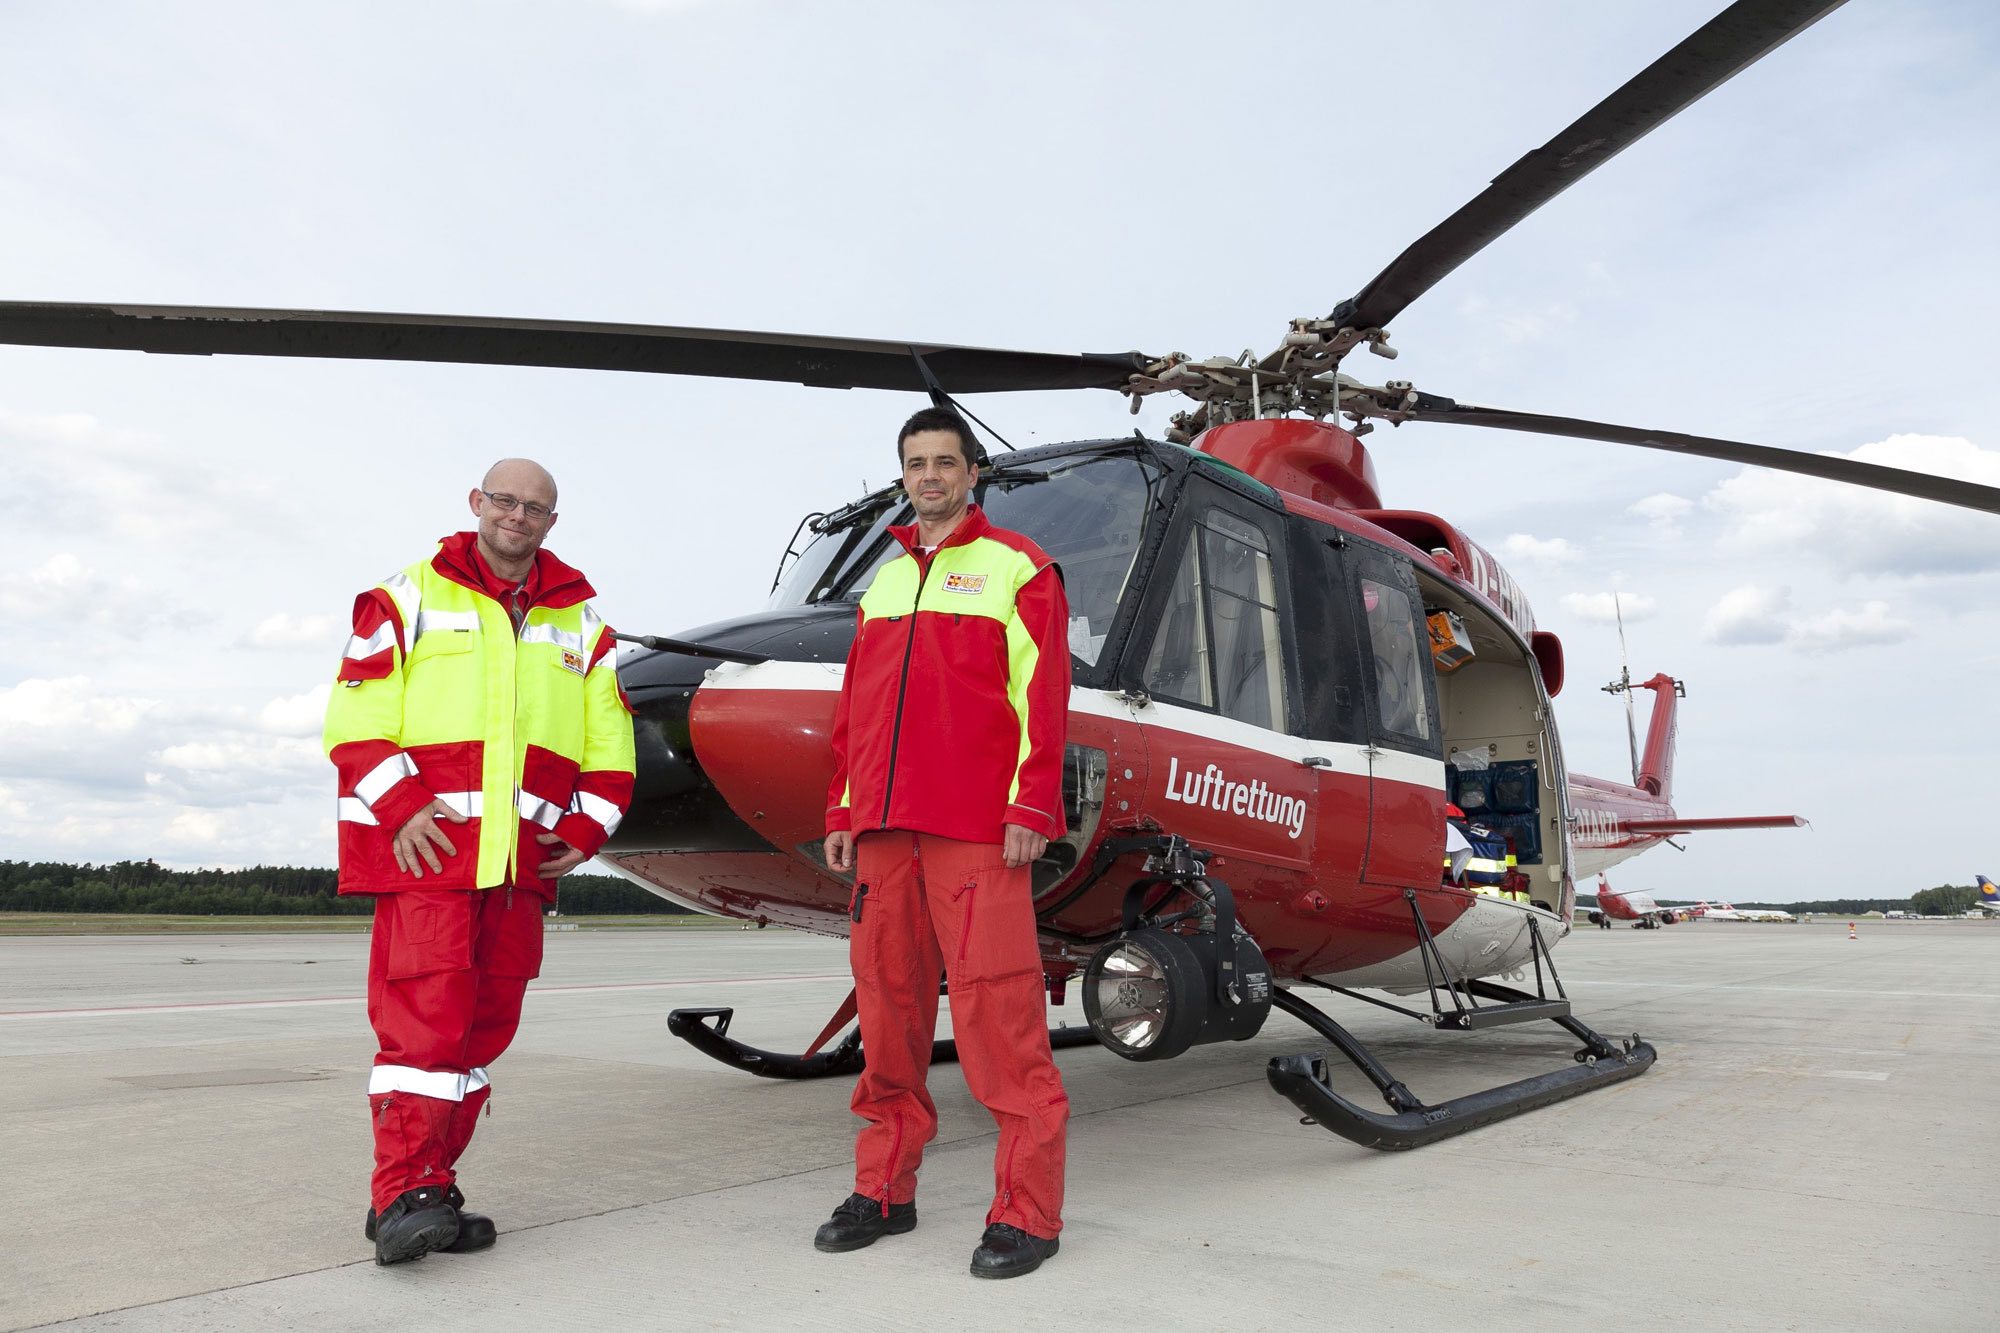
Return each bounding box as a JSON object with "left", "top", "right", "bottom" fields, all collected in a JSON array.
[{"left": 2, "top": 919, "right": 1995, "bottom": 1330}]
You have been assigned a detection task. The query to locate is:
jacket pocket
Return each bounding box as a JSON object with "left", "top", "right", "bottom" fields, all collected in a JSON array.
[
  {"left": 384, "top": 891, "right": 475, "bottom": 980},
  {"left": 950, "top": 863, "right": 1040, "bottom": 982}
]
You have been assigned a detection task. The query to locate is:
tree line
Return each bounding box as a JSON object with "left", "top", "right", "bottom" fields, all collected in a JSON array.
[
  {"left": 1596, "top": 884, "right": 1983, "bottom": 916},
  {"left": 0, "top": 860, "right": 692, "bottom": 916}
]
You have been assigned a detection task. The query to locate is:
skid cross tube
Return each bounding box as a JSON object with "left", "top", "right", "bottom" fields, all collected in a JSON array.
[
  {"left": 669, "top": 1006, "right": 1100, "bottom": 1080},
  {"left": 1265, "top": 986, "right": 1654, "bottom": 1150}
]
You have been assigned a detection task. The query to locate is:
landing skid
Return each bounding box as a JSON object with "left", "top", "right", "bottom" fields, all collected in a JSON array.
[
  {"left": 1265, "top": 982, "right": 1656, "bottom": 1150},
  {"left": 668, "top": 1006, "right": 1101, "bottom": 1081}
]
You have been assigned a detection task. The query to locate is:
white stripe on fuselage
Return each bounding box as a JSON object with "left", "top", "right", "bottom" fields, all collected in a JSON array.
[{"left": 697, "top": 660, "right": 1445, "bottom": 791}]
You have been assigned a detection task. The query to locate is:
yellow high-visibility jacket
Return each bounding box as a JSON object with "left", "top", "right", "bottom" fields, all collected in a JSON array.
[{"left": 322, "top": 532, "right": 635, "bottom": 895}]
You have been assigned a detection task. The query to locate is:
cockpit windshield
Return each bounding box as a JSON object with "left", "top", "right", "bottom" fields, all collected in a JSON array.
[{"left": 769, "top": 449, "right": 1162, "bottom": 670}]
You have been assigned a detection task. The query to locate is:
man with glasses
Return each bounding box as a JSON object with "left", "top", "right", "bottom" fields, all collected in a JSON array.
[{"left": 323, "top": 458, "right": 634, "bottom": 1265}]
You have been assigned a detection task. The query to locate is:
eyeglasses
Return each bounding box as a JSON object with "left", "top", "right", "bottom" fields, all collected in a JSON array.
[{"left": 480, "top": 491, "right": 554, "bottom": 521}]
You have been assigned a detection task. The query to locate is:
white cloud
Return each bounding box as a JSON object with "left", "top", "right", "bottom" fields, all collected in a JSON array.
[
  {"left": 245, "top": 613, "right": 339, "bottom": 651},
  {"left": 1702, "top": 584, "right": 1791, "bottom": 645},
  {"left": 145, "top": 733, "right": 322, "bottom": 809},
  {"left": 1785, "top": 601, "right": 1914, "bottom": 653},
  {"left": 1705, "top": 435, "right": 2000, "bottom": 577},
  {"left": 0, "top": 552, "right": 206, "bottom": 634},
  {"left": 258, "top": 683, "right": 331, "bottom": 736},
  {"left": 1629, "top": 493, "right": 1692, "bottom": 535},
  {"left": 1500, "top": 534, "right": 1581, "bottom": 564},
  {"left": 1701, "top": 585, "right": 1913, "bottom": 653},
  {"left": 167, "top": 809, "right": 229, "bottom": 845},
  {"left": 0, "top": 676, "right": 324, "bottom": 814},
  {"left": 1561, "top": 591, "right": 1656, "bottom": 624},
  {"left": 0, "top": 677, "right": 172, "bottom": 791},
  {"left": 0, "top": 552, "right": 98, "bottom": 615},
  {"left": 0, "top": 676, "right": 159, "bottom": 737}
]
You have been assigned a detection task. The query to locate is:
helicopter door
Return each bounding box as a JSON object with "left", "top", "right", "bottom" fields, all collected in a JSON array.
[
  {"left": 1350, "top": 549, "right": 1449, "bottom": 887},
  {"left": 1285, "top": 524, "right": 1370, "bottom": 886},
  {"left": 1129, "top": 489, "right": 1311, "bottom": 868}
]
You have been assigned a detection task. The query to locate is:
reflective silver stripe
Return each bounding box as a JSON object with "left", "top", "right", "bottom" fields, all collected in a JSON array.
[
  {"left": 518, "top": 791, "right": 565, "bottom": 829},
  {"left": 569, "top": 790, "right": 624, "bottom": 836},
  {"left": 368, "top": 1064, "right": 471, "bottom": 1102},
  {"left": 340, "top": 791, "right": 481, "bottom": 825},
  {"left": 519, "top": 622, "right": 586, "bottom": 653},
  {"left": 354, "top": 753, "right": 417, "bottom": 808},
  {"left": 342, "top": 621, "right": 398, "bottom": 662},
  {"left": 414, "top": 609, "right": 481, "bottom": 642},
  {"left": 433, "top": 790, "right": 484, "bottom": 819},
  {"left": 467, "top": 1067, "right": 490, "bottom": 1094},
  {"left": 380, "top": 572, "right": 421, "bottom": 654}
]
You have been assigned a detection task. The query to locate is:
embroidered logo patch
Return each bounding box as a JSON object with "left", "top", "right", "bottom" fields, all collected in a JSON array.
[
  {"left": 941, "top": 572, "right": 988, "bottom": 595},
  {"left": 561, "top": 648, "right": 587, "bottom": 675}
]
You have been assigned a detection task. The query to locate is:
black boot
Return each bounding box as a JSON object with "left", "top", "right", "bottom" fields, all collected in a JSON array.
[
  {"left": 366, "top": 1185, "right": 496, "bottom": 1254},
  {"left": 969, "top": 1222, "right": 1059, "bottom": 1279},
  {"left": 372, "top": 1186, "right": 459, "bottom": 1265},
  {"left": 812, "top": 1193, "right": 917, "bottom": 1253}
]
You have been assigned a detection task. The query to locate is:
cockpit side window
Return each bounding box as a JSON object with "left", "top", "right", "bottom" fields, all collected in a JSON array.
[
  {"left": 1139, "top": 498, "right": 1292, "bottom": 732},
  {"left": 769, "top": 450, "right": 1163, "bottom": 686}
]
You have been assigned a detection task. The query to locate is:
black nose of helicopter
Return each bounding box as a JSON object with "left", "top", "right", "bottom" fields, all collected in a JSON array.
[{"left": 601, "top": 605, "right": 857, "bottom": 856}]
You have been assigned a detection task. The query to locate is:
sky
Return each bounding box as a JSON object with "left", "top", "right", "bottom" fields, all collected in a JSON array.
[{"left": 1, "top": 0, "right": 1995, "bottom": 902}]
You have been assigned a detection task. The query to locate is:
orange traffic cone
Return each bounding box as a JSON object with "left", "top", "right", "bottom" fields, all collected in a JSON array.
[{"left": 1848, "top": 921, "right": 1857, "bottom": 939}]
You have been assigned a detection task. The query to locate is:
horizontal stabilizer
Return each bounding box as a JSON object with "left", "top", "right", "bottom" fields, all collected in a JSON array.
[{"left": 1623, "top": 815, "right": 1807, "bottom": 835}]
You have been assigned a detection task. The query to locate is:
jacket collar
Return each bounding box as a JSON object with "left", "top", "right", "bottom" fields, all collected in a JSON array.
[
  {"left": 888, "top": 503, "right": 993, "bottom": 558},
  {"left": 431, "top": 531, "right": 596, "bottom": 609}
]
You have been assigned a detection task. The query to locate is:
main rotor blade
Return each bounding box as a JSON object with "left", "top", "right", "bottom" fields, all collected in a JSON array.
[
  {"left": 0, "top": 301, "right": 1148, "bottom": 394},
  {"left": 1329, "top": 0, "right": 1849, "bottom": 333},
  {"left": 1406, "top": 401, "right": 2000, "bottom": 516}
]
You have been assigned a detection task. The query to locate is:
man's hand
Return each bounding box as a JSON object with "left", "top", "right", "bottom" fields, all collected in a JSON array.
[
  {"left": 1003, "top": 822, "right": 1048, "bottom": 869},
  {"left": 536, "top": 832, "right": 588, "bottom": 879},
  {"left": 393, "top": 800, "right": 467, "bottom": 878},
  {"left": 825, "top": 829, "right": 855, "bottom": 873}
]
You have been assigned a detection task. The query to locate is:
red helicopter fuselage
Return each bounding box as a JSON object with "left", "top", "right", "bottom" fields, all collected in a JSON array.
[{"left": 601, "top": 418, "right": 1793, "bottom": 994}]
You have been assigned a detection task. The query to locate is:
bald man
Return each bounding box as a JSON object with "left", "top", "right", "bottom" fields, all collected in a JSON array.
[{"left": 323, "top": 459, "right": 635, "bottom": 1264}]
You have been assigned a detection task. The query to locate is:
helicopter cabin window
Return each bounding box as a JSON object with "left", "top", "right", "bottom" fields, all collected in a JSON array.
[
  {"left": 1142, "top": 508, "right": 1287, "bottom": 730},
  {"left": 1361, "top": 577, "right": 1432, "bottom": 741},
  {"left": 768, "top": 451, "right": 1160, "bottom": 681}
]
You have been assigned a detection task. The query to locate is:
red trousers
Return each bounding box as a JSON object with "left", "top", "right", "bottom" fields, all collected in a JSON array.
[
  {"left": 849, "top": 832, "right": 1069, "bottom": 1237},
  {"left": 364, "top": 887, "right": 545, "bottom": 1213}
]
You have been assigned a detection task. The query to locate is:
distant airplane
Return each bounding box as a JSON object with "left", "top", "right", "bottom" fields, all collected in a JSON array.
[
  {"left": 1587, "top": 875, "right": 1698, "bottom": 929},
  {"left": 1976, "top": 875, "right": 2000, "bottom": 915},
  {"left": 1700, "top": 900, "right": 1796, "bottom": 923}
]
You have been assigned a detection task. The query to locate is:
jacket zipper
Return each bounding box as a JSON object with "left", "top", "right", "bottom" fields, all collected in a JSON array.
[
  {"left": 507, "top": 586, "right": 529, "bottom": 890},
  {"left": 877, "top": 553, "right": 935, "bottom": 828}
]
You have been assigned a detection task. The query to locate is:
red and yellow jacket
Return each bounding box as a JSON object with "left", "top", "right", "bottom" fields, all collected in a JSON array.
[
  {"left": 323, "top": 532, "right": 635, "bottom": 896},
  {"left": 826, "top": 505, "right": 1070, "bottom": 845}
]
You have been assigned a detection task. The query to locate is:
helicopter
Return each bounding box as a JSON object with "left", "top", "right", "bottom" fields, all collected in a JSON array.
[{"left": 3, "top": 0, "right": 1997, "bottom": 1148}]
